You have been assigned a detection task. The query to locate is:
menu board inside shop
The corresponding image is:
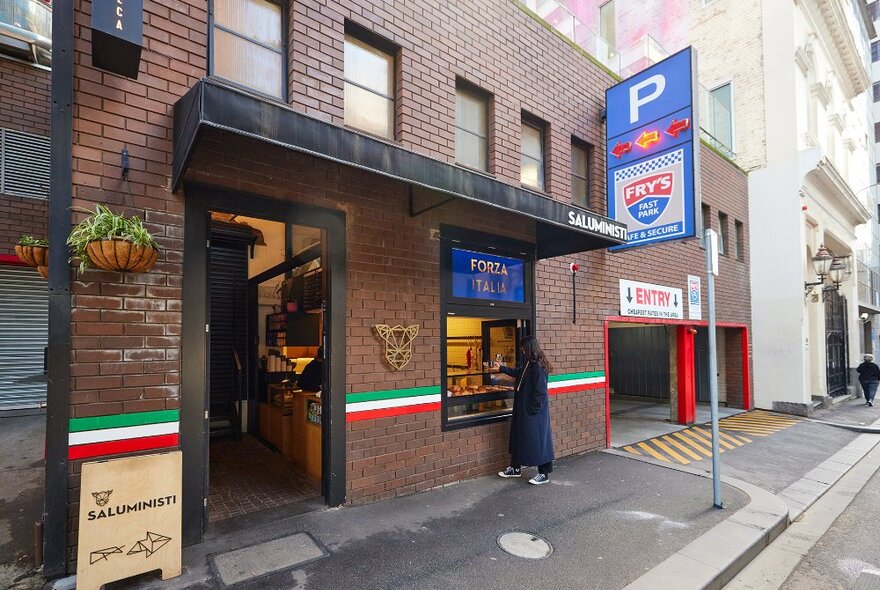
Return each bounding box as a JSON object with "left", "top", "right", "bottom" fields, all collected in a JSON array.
[{"left": 451, "top": 248, "right": 525, "bottom": 303}]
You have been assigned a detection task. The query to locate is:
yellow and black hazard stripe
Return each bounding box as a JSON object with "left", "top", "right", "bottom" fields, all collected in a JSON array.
[{"left": 620, "top": 410, "right": 801, "bottom": 465}]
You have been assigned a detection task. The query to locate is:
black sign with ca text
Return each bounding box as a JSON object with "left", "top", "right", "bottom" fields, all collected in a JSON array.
[{"left": 91, "top": 0, "right": 143, "bottom": 79}]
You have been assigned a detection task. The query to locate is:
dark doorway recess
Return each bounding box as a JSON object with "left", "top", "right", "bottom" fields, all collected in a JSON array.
[
  {"left": 825, "top": 290, "right": 849, "bottom": 397},
  {"left": 609, "top": 326, "right": 670, "bottom": 400},
  {"left": 181, "top": 184, "right": 346, "bottom": 545}
]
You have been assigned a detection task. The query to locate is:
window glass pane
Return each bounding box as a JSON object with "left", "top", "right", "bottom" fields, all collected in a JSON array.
[
  {"left": 521, "top": 155, "right": 543, "bottom": 190},
  {"left": 522, "top": 123, "right": 543, "bottom": 160},
  {"left": 446, "top": 316, "right": 517, "bottom": 423},
  {"left": 710, "top": 83, "right": 733, "bottom": 149},
  {"left": 344, "top": 36, "right": 393, "bottom": 96},
  {"left": 456, "top": 127, "right": 487, "bottom": 170},
  {"left": 572, "top": 177, "right": 588, "bottom": 207},
  {"left": 456, "top": 89, "right": 487, "bottom": 136},
  {"left": 718, "top": 213, "right": 728, "bottom": 255},
  {"left": 344, "top": 82, "right": 394, "bottom": 138},
  {"left": 214, "top": 28, "right": 283, "bottom": 98},
  {"left": 735, "top": 221, "right": 744, "bottom": 260},
  {"left": 215, "top": 0, "right": 282, "bottom": 50},
  {"left": 572, "top": 143, "right": 588, "bottom": 177}
]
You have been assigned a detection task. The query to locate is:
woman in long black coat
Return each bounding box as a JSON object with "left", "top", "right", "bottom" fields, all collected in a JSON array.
[{"left": 496, "top": 335, "right": 555, "bottom": 485}]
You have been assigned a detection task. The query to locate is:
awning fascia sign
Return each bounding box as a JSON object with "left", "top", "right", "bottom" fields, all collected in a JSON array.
[{"left": 172, "top": 79, "right": 627, "bottom": 259}]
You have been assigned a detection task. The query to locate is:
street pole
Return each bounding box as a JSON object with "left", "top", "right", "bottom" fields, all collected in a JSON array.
[{"left": 706, "top": 228, "right": 722, "bottom": 508}]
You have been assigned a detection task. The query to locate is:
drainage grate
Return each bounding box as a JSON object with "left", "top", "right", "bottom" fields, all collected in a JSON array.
[{"left": 497, "top": 532, "right": 553, "bottom": 559}]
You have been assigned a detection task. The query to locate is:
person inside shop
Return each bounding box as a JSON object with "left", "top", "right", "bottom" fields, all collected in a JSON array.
[
  {"left": 494, "top": 335, "right": 555, "bottom": 485},
  {"left": 297, "top": 346, "right": 324, "bottom": 393},
  {"left": 857, "top": 353, "right": 880, "bottom": 407}
]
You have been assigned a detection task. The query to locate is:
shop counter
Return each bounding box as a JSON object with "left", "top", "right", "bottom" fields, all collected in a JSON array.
[{"left": 260, "top": 385, "right": 322, "bottom": 481}]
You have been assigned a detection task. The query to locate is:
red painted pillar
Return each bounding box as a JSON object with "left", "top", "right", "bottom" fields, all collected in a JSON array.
[
  {"left": 741, "top": 328, "right": 751, "bottom": 410},
  {"left": 677, "top": 326, "right": 696, "bottom": 424}
]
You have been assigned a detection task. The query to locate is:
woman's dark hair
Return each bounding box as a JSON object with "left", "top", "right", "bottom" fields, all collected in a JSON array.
[{"left": 520, "top": 335, "right": 553, "bottom": 374}]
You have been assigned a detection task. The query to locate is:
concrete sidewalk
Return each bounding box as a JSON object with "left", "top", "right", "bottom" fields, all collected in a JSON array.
[{"left": 92, "top": 452, "right": 748, "bottom": 590}]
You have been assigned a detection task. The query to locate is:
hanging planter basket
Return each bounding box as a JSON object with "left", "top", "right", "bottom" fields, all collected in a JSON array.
[
  {"left": 37, "top": 266, "right": 48, "bottom": 279},
  {"left": 85, "top": 239, "right": 159, "bottom": 273},
  {"left": 68, "top": 204, "right": 160, "bottom": 274},
  {"left": 14, "top": 244, "right": 48, "bottom": 267}
]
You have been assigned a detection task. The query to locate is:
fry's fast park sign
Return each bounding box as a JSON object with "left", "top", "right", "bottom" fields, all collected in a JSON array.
[{"left": 606, "top": 47, "right": 701, "bottom": 250}]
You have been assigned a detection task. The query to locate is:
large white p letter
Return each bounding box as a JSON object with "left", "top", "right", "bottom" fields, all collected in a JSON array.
[{"left": 629, "top": 74, "right": 666, "bottom": 124}]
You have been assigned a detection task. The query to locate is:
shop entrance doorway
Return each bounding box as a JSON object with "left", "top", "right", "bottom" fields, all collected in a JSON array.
[{"left": 181, "top": 186, "right": 346, "bottom": 545}]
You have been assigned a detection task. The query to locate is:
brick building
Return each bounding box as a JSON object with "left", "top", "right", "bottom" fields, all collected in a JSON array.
[
  {"left": 0, "top": 1, "right": 52, "bottom": 414},
  {"left": 42, "top": 0, "right": 751, "bottom": 577}
]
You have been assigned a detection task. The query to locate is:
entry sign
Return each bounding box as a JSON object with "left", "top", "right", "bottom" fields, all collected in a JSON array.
[
  {"left": 91, "top": 0, "right": 144, "bottom": 79},
  {"left": 619, "top": 279, "right": 684, "bottom": 320},
  {"left": 688, "top": 275, "right": 702, "bottom": 321},
  {"left": 606, "top": 47, "right": 700, "bottom": 249},
  {"left": 77, "top": 451, "right": 181, "bottom": 590}
]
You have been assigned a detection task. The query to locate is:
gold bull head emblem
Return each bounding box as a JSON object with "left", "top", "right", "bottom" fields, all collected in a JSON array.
[
  {"left": 92, "top": 490, "right": 113, "bottom": 507},
  {"left": 374, "top": 324, "right": 419, "bottom": 370}
]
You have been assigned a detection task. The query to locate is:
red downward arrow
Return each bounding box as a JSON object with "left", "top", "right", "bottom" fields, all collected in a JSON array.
[
  {"left": 611, "top": 141, "right": 632, "bottom": 159},
  {"left": 666, "top": 118, "right": 691, "bottom": 138}
]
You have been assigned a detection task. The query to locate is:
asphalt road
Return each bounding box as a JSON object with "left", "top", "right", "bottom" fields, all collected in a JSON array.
[
  {"left": 117, "top": 452, "right": 746, "bottom": 590},
  {"left": 0, "top": 414, "right": 45, "bottom": 590},
  {"left": 779, "top": 439, "right": 880, "bottom": 589}
]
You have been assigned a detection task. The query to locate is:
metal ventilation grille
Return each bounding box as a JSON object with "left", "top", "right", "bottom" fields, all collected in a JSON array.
[
  {"left": 0, "top": 264, "right": 48, "bottom": 411},
  {"left": 1, "top": 128, "right": 50, "bottom": 199}
]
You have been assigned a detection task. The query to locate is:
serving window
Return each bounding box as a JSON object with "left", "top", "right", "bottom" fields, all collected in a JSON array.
[{"left": 440, "top": 227, "right": 535, "bottom": 430}]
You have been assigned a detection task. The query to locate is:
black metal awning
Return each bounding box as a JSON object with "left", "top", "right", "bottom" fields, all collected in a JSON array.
[{"left": 173, "top": 78, "right": 628, "bottom": 259}]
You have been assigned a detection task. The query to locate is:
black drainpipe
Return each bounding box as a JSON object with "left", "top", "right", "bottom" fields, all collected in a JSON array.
[{"left": 44, "top": 0, "right": 73, "bottom": 577}]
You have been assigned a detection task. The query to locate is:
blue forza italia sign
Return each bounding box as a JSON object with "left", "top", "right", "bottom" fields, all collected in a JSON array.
[
  {"left": 451, "top": 248, "right": 525, "bottom": 303},
  {"left": 606, "top": 47, "right": 700, "bottom": 250}
]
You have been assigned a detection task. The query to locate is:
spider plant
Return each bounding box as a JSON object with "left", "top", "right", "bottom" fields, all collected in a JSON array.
[
  {"left": 67, "top": 204, "right": 159, "bottom": 272},
  {"left": 17, "top": 235, "right": 48, "bottom": 246}
]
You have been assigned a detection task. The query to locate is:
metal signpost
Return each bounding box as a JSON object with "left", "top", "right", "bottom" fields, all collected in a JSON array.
[
  {"left": 607, "top": 48, "right": 723, "bottom": 508},
  {"left": 706, "top": 229, "right": 722, "bottom": 508}
]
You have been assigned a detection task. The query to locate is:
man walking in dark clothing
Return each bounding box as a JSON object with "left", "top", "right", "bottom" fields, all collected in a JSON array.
[{"left": 857, "top": 353, "right": 880, "bottom": 407}]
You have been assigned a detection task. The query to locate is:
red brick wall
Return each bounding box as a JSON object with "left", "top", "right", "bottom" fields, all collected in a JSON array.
[
  {"left": 64, "top": 0, "right": 750, "bottom": 548},
  {"left": 0, "top": 57, "right": 50, "bottom": 135},
  {"left": 0, "top": 57, "right": 51, "bottom": 255},
  {"left": 0, "top": 195, "right": 48, "bottom": 256}
]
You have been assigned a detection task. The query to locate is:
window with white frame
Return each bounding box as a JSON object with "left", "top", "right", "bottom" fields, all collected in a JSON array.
[
  {"left": 708, "top": 82, "right": 733, "bottom": 152},
  {"left": 455, "top": 83, "right": 490, "bottom": 171},
  {"left": 521, "top": 118, "right": 546, "bottom": 190},
  {"left": 211, "top": 0, "right": 285, "bottom": 99},
  {"left": 344, "top": 33, "right": 396, "bottom": 140}
]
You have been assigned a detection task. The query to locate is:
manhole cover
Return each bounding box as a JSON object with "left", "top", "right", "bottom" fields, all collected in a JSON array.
[{"left": 497, "top": 532, "right": 553, "bottom": 559}]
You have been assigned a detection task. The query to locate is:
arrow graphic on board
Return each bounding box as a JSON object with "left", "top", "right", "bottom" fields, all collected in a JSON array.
[
  {"left": 673, "top": 294, "right": 679, "bottom": 307},
  {"left": 666, "top": 118, "right": 690, "bottom": 138},
  {"left": 635, "top": 130, "right": 660, "bottom": 149},
  {"left": 626, "top": 288, "right": 633, "bottom": 303},
  {"left": 611, "top": 141, "right": 633, "bottom": 159}
]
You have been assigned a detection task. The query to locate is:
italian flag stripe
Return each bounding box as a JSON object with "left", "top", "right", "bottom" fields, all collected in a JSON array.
[
  {"left": 345, "top": 385, "right": 440, "bottom": 404},
  {"left": 69, "top": 409, "right": 179, "bottom": 433},
  {"left": 548, "top": 371, "right": 604, "bottom": 383},
  {"left": 346, "top": 402, "right": 441, "bottom": 422},
  {"left": 346, "top": 394, "right": 442, "bottom": 414},
  {"left": 548, "top": 382, "right": 604, "bottom": 395},
  {"left": 68, "top": 433, "right": 179, "bottom": 461},
  {"left": 68, "top": 421, "right": 179, "bottom": 446}
]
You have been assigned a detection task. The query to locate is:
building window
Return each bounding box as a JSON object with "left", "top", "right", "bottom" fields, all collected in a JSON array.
[
  {"left": 211, "top": 0, "right": 285, "bottom": 100},
  {"left": 521, "top": 117, "right": 546, "bottom": 190},
  {"left": 344, "top": 32, "right": 396, "bottom": 140},
  {"left": 874, "top": 82, "right": 880, "bottom": 103},
  {"left": 455, "top": 83, "right": 489, "bottom": 171},
  {"left": 734, "top": 220, "right": 744, "bottom": 261},
  {"left": 876, "top": 164, "right": 880, "bottom": 185},
  {"left": 873, "top": 40, "right": 880, "bottom": 62},
  {"left": 571, "top": 140, "right": 591, "bottom": 208},
  {"left": 708, "top": 82, "right": 733, "bottom": 151},
  {"left": 870, "top": 1, "right": 879, "bottom": 21},
  {"left": 441, "top": 230, "right": 534, "bottom": 430},
  {"left": 700, "top": 203, "right": 711, "bottom": 247},
  {"left": 718, "top": 212, "right": 729, "bottom": 256}
]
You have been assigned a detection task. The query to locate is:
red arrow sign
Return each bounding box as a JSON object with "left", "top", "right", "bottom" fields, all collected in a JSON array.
[
  {"left": 635, "top": 130, "right": 660, "bottom": 149},
  {"left": 611, "top": 141, "right": 632, "bottom": 158},
  {"left": 666, "top": 118, "right": 691, "bottom": 138}
]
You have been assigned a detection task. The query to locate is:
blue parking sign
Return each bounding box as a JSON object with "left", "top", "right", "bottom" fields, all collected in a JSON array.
[{"left": 606, "top": 47, "right": 701, "bottom": 250}]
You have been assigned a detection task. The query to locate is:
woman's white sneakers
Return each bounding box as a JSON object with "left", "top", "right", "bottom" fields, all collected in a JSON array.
[
  {"left": 529, "top": 473, "right": 550, "bottom": 485},
  {"left": 498, "top": 466, "right": 522, "bottom": 478}
]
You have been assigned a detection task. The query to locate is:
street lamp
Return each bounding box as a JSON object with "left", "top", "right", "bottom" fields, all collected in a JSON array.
[{"left": 804, "top": 245, "right": 834, "bottom": 297}]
